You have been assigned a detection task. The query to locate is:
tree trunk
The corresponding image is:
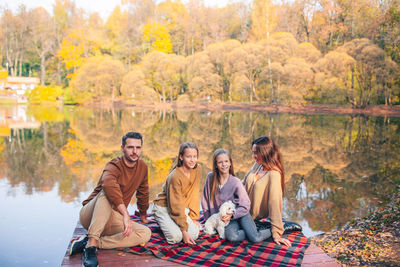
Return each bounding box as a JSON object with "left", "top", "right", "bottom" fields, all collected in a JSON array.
[
  {"left": 57, "top": 60, "right": 62, "bottom": 85},
  {"left": 19, "top": 55, "right": 23, "bottom": 76},
  {"left": 40, "top": 53, "right": 46, "bottom": 85}
]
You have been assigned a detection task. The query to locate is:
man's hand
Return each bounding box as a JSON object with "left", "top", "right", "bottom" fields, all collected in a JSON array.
[
  {"left": 122, "top": 214, "right": 133, "bottom": 237},
  {"left": 221, "top": 213, "right": 233, "bottom": 224},
  {"left": 140, "top": 214, "right": 149, "bottom": 224},
  {"left": 117, "top": 203, "right": 133, "bottom": 237},
  {"left": 182, "top": 230, "right": 196, "bottom": 245}
]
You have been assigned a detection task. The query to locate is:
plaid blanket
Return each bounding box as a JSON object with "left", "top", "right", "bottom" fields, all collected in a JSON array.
[{"left": 121, "top": 213, "right": 310, "bottom": 267}]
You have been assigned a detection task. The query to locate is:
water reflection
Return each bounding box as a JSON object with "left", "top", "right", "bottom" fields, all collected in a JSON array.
[{"left": 1, "top": 105, "right": 399, "bottom": 235}]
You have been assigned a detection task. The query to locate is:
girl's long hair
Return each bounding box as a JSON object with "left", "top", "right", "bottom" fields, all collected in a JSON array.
[
  {"left": 210, "top": 148, "right": 235, "bottom": 204},
  {"left": 171, "top": 142, "right": 199, "bottom": 171},
  {"left": 252, "top": 136, "right": 285, "bottom": 195}
]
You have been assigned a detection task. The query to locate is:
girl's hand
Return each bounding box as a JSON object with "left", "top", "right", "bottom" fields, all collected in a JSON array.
[
  {"left": 182, "top": 230, "right": 196, "bottom": 245},
  {"left": 273, "top": 236, "right": 291, "bottom": 247},
  {"left": 193, "top": 220, "right": 201, "bottom": 228},
  {"left": 221, "top": 213, "right": 233, "bottom": 224}
]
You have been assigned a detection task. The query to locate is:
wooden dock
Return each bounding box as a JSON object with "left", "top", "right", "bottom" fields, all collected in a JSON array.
[{"left": 61, "top": 222, "right": 339, "bottom": 267}]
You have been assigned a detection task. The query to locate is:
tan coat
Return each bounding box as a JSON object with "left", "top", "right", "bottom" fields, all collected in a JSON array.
[
  {"left": 153, "top": 166, "right": 201, "bottom": 232},
  {"left": 243, "top": 163, "right": 284, "bottom": 239}
]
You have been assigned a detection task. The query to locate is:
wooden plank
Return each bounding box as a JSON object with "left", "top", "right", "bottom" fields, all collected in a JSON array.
[{"left": 61, "top": 222, "right": 182, "bottom": 267}]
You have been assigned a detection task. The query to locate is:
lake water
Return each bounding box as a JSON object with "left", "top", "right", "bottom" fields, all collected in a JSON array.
[{"left": 0, "top": 104, "right": 399, "bottom": 266}]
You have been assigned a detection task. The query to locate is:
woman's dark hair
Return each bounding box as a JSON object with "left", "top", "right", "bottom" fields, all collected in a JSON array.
[
  {"left": 171, "top": 142, "right": 199, "bottom": 170},
  {"left": 122, "top": 132, "right": 143, "bottom": 146},
  {"left": 252, "top": 136, "right": 285, "bottom": 195},
  {"left": 210, "top": 148, "right": 235, "bottom": 204}
]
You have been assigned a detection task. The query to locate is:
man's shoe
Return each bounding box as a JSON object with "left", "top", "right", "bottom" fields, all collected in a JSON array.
[
  {"left": 283, "top": 221, "right": 302, "bottom": 235},
  {"left": 69, "top": 235, "right": 88, "bottom": 256},
  {"left": 82, "top": 246, "right": 98, "bottom": 267}
]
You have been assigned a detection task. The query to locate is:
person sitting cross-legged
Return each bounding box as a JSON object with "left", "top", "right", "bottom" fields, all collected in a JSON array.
[{"left": 69, "top": 132, "right": 151, "bottom": 267}]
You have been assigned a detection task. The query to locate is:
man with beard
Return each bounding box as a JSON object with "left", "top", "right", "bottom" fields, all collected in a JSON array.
[{"left": 69, "top": 132, "right": 151, "bottom": 267}]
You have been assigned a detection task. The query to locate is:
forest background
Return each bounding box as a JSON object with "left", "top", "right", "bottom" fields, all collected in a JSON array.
[{"left": 1, "top": 0, "right": 400, "bottom": 108}]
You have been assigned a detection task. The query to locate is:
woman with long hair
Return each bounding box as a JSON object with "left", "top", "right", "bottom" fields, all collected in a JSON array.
[
  {"left": 202, "top": 148, "right": 271, "bottom": 242},
  {"left": 153, "top": 142, "right": 201, "bottom": 244},
  {"left": 243, "top": 136, "right": 291, "bottom": 247}
]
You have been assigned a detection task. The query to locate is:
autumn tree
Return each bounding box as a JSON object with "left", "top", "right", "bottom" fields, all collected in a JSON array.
[
  {"left": 141, "top": 51, "right": 185, "bottom": 102},
  {"left": 58, "top": 13, "right": 107, "bottom": 80},
  {"left": 185, "top": 51, "right": 222, "bottom": 102},
  {"left": 249, "top": 0, "right": 278, "bottom": 41},
  {"left": 206, "top": 40, "right": 242, "bottom": 102},
  {"left": 232, "top": 43, "right": 265, "bottom": 102},
  {"left": 0, "top": 6, "right": 30, "bottom": 77},
  {"left": 29, "top": 7, "right": 56, "bottom": 85},
  {"left": 68, "top": 56, "right": 125, "bottom": 103},
  {"left": 313, "top": 50, "right": 355, "bottom": 103},
  {"left": 51, "top": 0, "right": 81, "bottom": 85},
  {"left": 116, "top": 0, "right": 156, "bottom": 64},
  {"left": 338, "top": 38, "right": 399, "bottom": 107},
  {"left": 156, "top": 0, "right": 188, "bottom": 55},
  {"left": 120, "top": 65, "right": 158, "bottom": 103},
  {"left": 142, "top": 21, "right": 173, "bottom": 53},
  {"left": 105, "top": 6, "right": 133, "bottom": 64}
]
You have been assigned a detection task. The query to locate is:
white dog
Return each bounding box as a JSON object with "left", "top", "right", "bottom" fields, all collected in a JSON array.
[{"left": 203, "top": 200, "right": 236, "bottom": 239}]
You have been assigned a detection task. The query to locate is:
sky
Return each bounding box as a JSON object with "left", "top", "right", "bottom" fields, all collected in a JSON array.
[{"left": 0, "top": 0, "right": 244, "bottom": 20}]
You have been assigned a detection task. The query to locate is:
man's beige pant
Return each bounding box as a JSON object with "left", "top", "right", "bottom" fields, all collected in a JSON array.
[{"left": 79, "top": 191, "right": 151, "bottom": 249}]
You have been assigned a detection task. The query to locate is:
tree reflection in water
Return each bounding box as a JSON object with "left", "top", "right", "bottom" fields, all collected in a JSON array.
[{"left": 1, "top": 106, "right": 399, "bottom": 234}]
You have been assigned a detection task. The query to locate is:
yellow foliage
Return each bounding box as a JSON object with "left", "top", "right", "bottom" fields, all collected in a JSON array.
[
  {"left": 58, "top": 26, "right": 105, "bottom": 71},
  {"left": 120, "top": 65, "right": 158, "bottom": 103},
  {"left": 60, "top": 138, "right": 89, "bottom": 166},
  {"left": 68, "top": 55, "right": 126, "bottom": 103},
  {"left": 27, "top": 85, "right": 63, "bottom": 103},
  {"left": 27, "top": 105, "right": 65, "bottom": 122},
  {"left": 0, "top": 138, "right": 4, "bottom": 155},
  {"left": 149, "top": 158, "right": 174, "bottom": 186},
  {"left": 142, "top": 22, "right": 173, "bottom": 54},
  {"left": 250, "top": 0, "right": 278, "bottom": 41},
  {"left": 0, "top": 69, "right": 8, "bottom": 79},
  {"left": 58, "top": 37, "right": 85, "bottom": 70}
]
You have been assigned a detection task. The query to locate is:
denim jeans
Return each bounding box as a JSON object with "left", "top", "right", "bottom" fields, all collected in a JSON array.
[{"left": 225, "top": 213, "right": 271, "bottom": 242}]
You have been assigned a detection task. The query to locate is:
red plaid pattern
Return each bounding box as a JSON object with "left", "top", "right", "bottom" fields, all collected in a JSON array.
[{"left": 121, "top": 213, "right": 310, "bottom": 267}]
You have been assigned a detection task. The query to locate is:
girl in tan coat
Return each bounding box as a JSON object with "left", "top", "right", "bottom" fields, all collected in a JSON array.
[{"left": 153, "top": 142, "right": 201, "bottom": 244}]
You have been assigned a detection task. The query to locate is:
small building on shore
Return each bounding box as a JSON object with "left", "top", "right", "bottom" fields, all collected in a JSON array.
[{"left": 0, "top": 70, "right": 40, "bottom": 103}]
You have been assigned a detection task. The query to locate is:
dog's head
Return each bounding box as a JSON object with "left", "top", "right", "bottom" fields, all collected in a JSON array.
[{"left": 219, "top": 200, "right": 236, "bottom": 217}]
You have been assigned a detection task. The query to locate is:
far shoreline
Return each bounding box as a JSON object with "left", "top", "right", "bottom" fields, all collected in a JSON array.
[{"left": 89, "top": 101, "right": 400, "bottom": 117}]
